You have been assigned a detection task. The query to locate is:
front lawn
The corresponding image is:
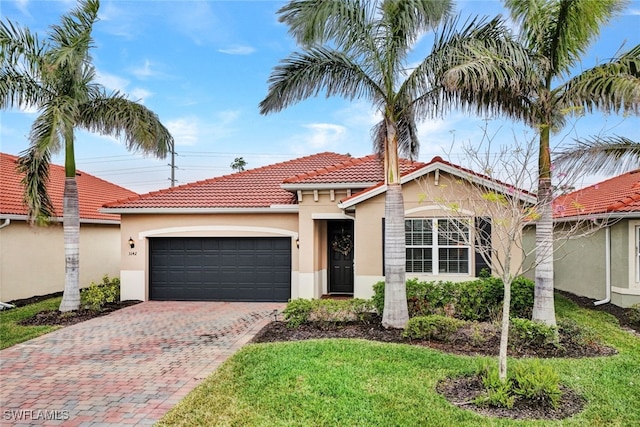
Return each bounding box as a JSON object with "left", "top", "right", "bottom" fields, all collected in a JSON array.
[
  {"left": 0, "top": 297, "right": 62, "bottom": 349},
  {"left": 158, "top": 296, "right": 640, "bottom": 426}
]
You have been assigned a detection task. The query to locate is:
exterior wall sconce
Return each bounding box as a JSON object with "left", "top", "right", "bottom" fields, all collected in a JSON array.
[
  {"left": 128, "top": 237, "right": 135, "bottom": 249},
  {"left": 296, "top": 238, "right": 299, "bottom": 249}
]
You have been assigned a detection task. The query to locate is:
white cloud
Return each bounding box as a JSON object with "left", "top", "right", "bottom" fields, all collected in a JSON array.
[
  {"left": 129, "top": 88, "right": 153, "bottom": 103},
  {"left": 96, "top": 70, "right": 130, "bottom": 93},
  {"left": 286, "top": 123, "right": 347, "bottom": 154},
  {"left": 166, "top": 117, "right": 200, "bottom": 147},
  {"left": 15, "top": 0, "right": 31, "bottom": 16},
  {"left": 166, "top": 110, "right": 242, "bottom": 147},
  {"left": 131, "top": 60, "right": 157, "bottom": 79},
  {"left": 218, "top": 45, "right": 256, "bottom": 55},
  {"left": 628, "top": 8, "right": 640, "bottom": 15}
]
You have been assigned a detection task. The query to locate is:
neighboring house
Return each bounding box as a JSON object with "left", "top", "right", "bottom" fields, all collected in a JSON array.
[
  {"left": 103, "top": 152, "right": 534, "bottom": 303},
  {"left": 547, "top": 170, "right": 640, "bottom": 307},
  {"left": 0, "top": 152, "right": 137, "bottom": 302}
]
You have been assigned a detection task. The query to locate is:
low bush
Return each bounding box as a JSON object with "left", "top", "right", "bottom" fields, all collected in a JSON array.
[
  {"left": 403, "top": 315, "right": 466, "bottom": 342},
  {"left": 373, "top": 276, "right": 535, "bottom": 321},
  {"left": 81, "top": 275, "right": 120, "bottom": 311},
  {"left": 282, "top": 298, "right": 374, "bottom": 328},
  {"left": 475, "top": 360, "right": 562, "bottom": 409},
  {"left": 628, "top": 303, "right": 640, "bottom": 328},
  {"left": 557, "top": 318, "right": 599, "bottom": 347},
  {"left": 509, "top": 317, "right": 557, "bottom": 349}
]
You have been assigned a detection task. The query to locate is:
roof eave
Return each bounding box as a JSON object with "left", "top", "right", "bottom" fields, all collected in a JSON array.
[
  {"left": 338, "top": 162, "right": 537, "bottom": 209},
  {"left": 0, "top": 214, "right": 120, "bottom": 225},
  {"left": 100, "top": 205, "right": 300, "bottom": 215},
  {"left": 281, "top": 182, "right": 377, "bottom": 191}
]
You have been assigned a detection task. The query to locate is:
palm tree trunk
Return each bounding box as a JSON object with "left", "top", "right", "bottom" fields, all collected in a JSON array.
[
  {"left": 532, "top": 123, "right": 557, "bottom": 326},
  {"left": 59, "top": 177, "right": 80, "bottom": 312},
  {"left": 382, "top": 183, "right": 409, "bottom": 329}
]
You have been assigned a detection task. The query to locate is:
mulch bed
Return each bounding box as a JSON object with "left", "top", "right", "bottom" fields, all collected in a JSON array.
[
  {"left": 16, "top": 300, "right": 141, "bottom": 327},
  {"left": 249, "top": 293, "right": 639, "bottom": 422}
]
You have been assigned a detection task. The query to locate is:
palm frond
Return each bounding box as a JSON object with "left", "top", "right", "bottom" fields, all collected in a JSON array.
[
  {"left": 16, "top": 143, "right": 55, "bottom": 225},
  {"left": 259, "top": 47, "right": 382, "bottom": 114},
  {"left": 78, "top": 94, "right": 173, "bottom": 158},
  {"left": 405, "top": 15, "right": 539, "bottom": 125},
  {"left": 0, "top": 19, "right": 46, "bottom": 68},
  {"left": 378, "top": 0, "right": 452, "bottom": 66},
  {"left": 277, "top": 0, "right": 372, "bottom": 49},
  {"left": 554, "top": 136, "right": 640, "bottom": 175},
  {"left": 558, "top": 43, "right": 640, "bottom": 115},
  {"left": 0, "top": 68, "right": 50, "bottom": 110},
  {"left": 505, "top": 0, "right": 624, "bottom": 77}
]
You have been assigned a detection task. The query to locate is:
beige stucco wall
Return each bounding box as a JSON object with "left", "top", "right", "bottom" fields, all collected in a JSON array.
[
  {"left": 523, "top": 219, "right": 640, "bottom": 308},
  {"left": 119, "top": 212, "right": 299, "bottom": 301},
  {"left": 0, "top": 220, "right": 121, "bottom": 302}
]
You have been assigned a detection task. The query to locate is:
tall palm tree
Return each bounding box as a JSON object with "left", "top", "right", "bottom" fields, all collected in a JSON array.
[
  {"left": 502, "top": 0, "right": 639, "bottom": 325},
  {"left": 0, "top": 0, "right": 173, "bottom": 312},
  {"left": 259, "top": 0, "right": 536, "bottom": 328}
]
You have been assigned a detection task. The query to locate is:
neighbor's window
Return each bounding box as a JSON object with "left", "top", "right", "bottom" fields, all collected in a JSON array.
[
  {"left": 405, "top": 218, "right": 470, "bottom": 274},
  {"left": 636, "top": 226, "right": 640, "bottom": 283}
]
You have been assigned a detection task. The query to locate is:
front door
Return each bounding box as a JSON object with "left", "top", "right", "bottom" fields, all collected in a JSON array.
[{"left": 328, "top": 220, "right": 354, "bottom": 294}]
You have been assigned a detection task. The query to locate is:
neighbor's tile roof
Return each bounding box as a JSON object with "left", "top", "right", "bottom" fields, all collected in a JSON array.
[
  {"left": 0, "top": 152, "right": 137, "bottom": 222},
  {"left": 553, "top": 169, "right": 640, "bottom": 218},
  {"left": 104, "top": 152, "right": 352, "bottom": 209},
  {"left": 283, "top": 154, "right": 426, "bottom": 185}
]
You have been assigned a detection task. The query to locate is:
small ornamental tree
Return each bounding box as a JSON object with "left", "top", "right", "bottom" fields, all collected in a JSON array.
[{"left": 418, "top": 134, "right": 604, "bottom": 380}]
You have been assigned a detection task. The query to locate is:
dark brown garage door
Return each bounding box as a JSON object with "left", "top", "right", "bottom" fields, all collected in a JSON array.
[{"left": 149, "top": 237, "right": 291, "bottom": 302}]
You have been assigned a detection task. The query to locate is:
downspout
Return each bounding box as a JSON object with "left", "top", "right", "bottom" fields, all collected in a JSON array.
[
  {"left": 0, "top": 218, "right": 10, "bottom": 229},
  {"left": 594, "top": 225, "right": 611, "bottom": 306}
]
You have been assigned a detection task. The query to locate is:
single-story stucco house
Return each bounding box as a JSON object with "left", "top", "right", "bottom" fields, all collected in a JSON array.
[
  {"left": 546, "top": 170, "right": 640, "bottom": 307},
  {"left": 0, "top": 152, "right": 137, "bottom": 302},
  {"left": 103, "top": 152, "right": 534, "bottom": 303}
]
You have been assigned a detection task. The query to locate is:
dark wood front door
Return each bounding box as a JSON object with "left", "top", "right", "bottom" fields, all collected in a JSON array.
[{"left": 328, "top": 220, "right": 354, "bottom": 294}]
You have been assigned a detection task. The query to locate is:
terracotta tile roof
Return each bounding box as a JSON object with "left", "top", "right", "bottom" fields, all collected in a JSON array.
[
  {"left": 553, "top": 169, "right": 640, "bottom": 218},
  {"left": 1, "top": 152, "right": 137, "bottom": 222},
  {"left": 283, "top": 154, "right": 426, "bottom": 185},
  {"left": 104, "top": 152, "right": 352, "bottom": 209}
]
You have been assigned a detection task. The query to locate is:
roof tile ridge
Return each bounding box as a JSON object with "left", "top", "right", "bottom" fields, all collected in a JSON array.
[
  {"left": 560, "top": 169, "right": 640, "bottom": 200},
  {"left": 282, "top": 153, "right": 372, "bottom": 183}
]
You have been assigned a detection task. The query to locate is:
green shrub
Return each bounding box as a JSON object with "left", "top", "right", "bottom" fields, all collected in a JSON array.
[
  {"left": 373, "top": 276, "right": 535, "bottom": 322},
  {"left": 510, "top": 276, "right": 535, "bottom": 319},
  {"left": 474, "top": 360, "right": 562, "bottom": 409},
  {"left": 282, "top": 299, "right": 314, "bottom": 327},
  {"left": 283, "top": 298, "right": 374, "bottom": 328},
  {"left": 81, "top": 275, "right": 120, "bottom": 311},
  {"left": 456, "top": 278, "right": 503, "bottom": 321},
  {"left": 628, "top": 303, "right": 640, "bottom": 328},
  {"left": 509, "top": 317, "right": 557, "bottom": 349},
  {"left": 474, "top": 363, "right": 515, "bottom": 409},
  {"left": 403, "top": 315, "right": 466, "bottom": 342},
  {"left": 512, "top": 360, "right": 562, "bottom": 408}
]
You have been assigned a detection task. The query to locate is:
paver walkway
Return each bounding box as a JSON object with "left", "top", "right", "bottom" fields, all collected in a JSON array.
[{"left": 0, "top": 301, "right": 284, "bottom": 426}]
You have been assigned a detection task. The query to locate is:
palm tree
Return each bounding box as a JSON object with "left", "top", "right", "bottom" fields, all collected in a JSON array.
[
  {"left": 0, "top": 0, "right": 173, "bottom": 312},
  {"left": 500, "top": 0, "right": 640, "bottom": 325},
  {"left": 259, "top": 0, "right": 536, "bottom": 328}
]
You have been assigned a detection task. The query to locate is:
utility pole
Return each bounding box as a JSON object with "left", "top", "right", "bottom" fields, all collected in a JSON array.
[{"left": 169, "top": 142, "right": 177, "bottom": 187}]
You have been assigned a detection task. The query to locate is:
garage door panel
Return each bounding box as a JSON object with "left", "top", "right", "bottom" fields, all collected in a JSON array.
[{"left": 150, "top": 237, "right": 291, "bottom": 302}]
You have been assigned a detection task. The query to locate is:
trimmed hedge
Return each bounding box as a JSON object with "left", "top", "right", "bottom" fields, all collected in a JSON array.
[{"left": 372, "top": 276, "right": 534, "bottom": 321}]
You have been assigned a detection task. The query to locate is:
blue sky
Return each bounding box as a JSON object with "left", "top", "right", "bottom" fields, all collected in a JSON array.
[{"left": 1, "top": 0, "right": 639, "bottom": 194}]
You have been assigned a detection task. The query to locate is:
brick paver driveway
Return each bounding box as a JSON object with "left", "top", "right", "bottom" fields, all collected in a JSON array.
[{"left": 0, "top": 301, "right": 284, "bottom": 426}]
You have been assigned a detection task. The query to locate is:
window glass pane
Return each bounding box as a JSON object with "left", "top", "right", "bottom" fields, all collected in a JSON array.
[
  {"left": 405, "top": 219, "right": 432, "bottom": 246},
  {"left": 438, "top": 248, "right": 469, "bottom": 273},
  {"left": 406, "top": 248, "right": 432, "bottom": 273},
  {"left": 438, "top": 219, "right": 469, "bottom": 245}
]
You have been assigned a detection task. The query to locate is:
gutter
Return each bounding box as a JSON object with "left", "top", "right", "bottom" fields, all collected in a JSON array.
[
  {"left": 0, "top": 218, "right": 10, "bottom": 229},
  {"left": 594, "top": 225, "right": 611, "bottom": 306}
]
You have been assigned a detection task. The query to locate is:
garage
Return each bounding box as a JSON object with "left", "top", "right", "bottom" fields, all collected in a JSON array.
[{"left": 149, "top": 237, "right": 291, "bottom": 302}]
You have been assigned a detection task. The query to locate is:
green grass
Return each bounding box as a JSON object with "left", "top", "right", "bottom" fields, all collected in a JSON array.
[
  {"left": 0, "top": 297, "right": 62, "bottom": 349},
  {"left": 158, "top": 296, "right": 640, "bottom": 426}
]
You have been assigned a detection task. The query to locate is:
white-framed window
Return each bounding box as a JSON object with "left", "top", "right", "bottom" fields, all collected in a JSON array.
[{"left": 405, "top": 218, "right": 470, "bottom": 274}]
